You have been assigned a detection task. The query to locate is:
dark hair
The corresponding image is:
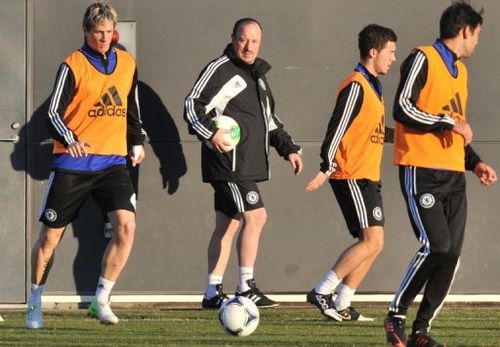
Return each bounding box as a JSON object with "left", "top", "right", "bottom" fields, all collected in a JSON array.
[
  {"left": 231, "top": 18, "right": 262, "bottom": 39},
  {"left": 358, "top": 24, "right": 397, "bottom": 60},
  {"left": 440, "top": 1, "right": 483, "bottom": 39}
]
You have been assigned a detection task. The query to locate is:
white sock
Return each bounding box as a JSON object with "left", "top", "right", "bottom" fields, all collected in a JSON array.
[
  {"left": 205, "top": 274, "right": 223, "bottom": 299},
  {"left": 334, "top": 283, "right": 356, "bottom": 311},
  {"left": 95, "top": 277, "right": 115, "bottom": 303},
  {"left": 28, "top": 284, "right": 46, "bottom": 305},
  {"left": 237, "top": 266, "right": 254, "bottom": 292},
  {"left": 314, "top": 270, "right": 342, "bottom": 295}
]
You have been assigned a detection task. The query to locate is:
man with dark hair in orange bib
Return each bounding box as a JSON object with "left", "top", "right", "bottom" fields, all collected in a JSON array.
[
  {"left": 385, "top": 2, "right": 497, "bottom": 347},
  {"left": 26, "top": 2, "right": 146, "bottom": 329},
  {"left": 305, "top": 24, "right": 397, "bottom": 322}
]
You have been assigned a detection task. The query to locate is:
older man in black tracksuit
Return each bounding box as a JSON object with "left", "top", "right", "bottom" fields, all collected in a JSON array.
[{"left": 184, "top": 18, "right": 302, "bottom": 309}]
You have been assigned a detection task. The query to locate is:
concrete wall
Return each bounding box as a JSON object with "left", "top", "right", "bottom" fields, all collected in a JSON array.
[{"left": 24, "top": 0, "right": 500, "bottom": 295}]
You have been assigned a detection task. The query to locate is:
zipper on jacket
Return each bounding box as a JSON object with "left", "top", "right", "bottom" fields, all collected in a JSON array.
[
  {"left": 232, "top": 147, "right": 237, "bottom": 171},
  {"left": 102, "top": 54, "right": 109, "bottom": 74},
  {"left": 260, "top": 96, "right": 270, "bottom": 178}
]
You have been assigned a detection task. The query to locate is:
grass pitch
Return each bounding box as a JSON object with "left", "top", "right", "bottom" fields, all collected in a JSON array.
[{"left": 1, "top": 305, "right": 499, "bottom": 346}]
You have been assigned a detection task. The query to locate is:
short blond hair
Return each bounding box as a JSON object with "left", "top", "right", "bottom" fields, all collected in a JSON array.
[{"left": 82, "top": 2, "right": 117, "bottom": 32}]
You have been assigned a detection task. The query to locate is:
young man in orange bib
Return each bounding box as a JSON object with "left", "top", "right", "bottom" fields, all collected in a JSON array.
[
  {"left": 26, "top": 2, "right": 146, "bottom": 329},
  {"left": 305, "top": 24, "right": 397, "bottom": 322},
  {"left": 385, "top": 2, "right": 497, "bottom": 346}
]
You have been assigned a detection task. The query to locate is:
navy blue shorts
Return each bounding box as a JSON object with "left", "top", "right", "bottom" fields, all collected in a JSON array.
[
  {"left": 39, "top": 165, "right": 136, "bottom": 228},
  {"left": 330, "top": 179, "right": 384, "bottom": 238},
  {"left": 210, "top": 181, "right": 264, "bottom": 219}
]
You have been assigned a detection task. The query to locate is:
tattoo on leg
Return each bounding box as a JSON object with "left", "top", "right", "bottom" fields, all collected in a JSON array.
[
  {"left": 40, "top": 256, "right": 53, "bottom": 282},
  {"left": 42, "top": 257, "right": 50, "bottom": 272}
]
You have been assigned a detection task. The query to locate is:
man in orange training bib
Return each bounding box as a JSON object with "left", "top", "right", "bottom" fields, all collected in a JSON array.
[
  {"left": 26, "top": 2, "right": 146, "bottom": 329},
  {"left": 385, "top": 2, "right": 497, "bottom": 346}
]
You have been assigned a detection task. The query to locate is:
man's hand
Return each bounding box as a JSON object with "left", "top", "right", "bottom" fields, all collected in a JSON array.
[
  {"left": 211, "top": 129, "right": 232, "bottom": 153},
  {"left": 129, "top": 145, "right": 145, "bottom": 167},
  {"left": 288, "top": 153, "right": 303, "bottom": 175},
  {"left": 67, "top": 141, "right": 91, "bottom": 157},
  {"left": 305, "top": 171, "right": 329, "bottom": 192},
  {"left": 452, "top": 121, "right": 473, "bottom": 145},
  {"left": 473, "top": 162, "right": 497, "bottom": 186}
]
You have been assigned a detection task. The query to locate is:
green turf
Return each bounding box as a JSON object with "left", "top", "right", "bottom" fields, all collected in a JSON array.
[{"left": 1, "top": 307, "right": 499, "bottom": 346}]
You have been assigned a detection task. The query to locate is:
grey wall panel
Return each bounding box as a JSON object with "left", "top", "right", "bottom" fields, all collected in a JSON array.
[
  {"left": 456, "top": 143, "right": 500, "bottom": 293},
  {"left": 29, "top": 0, "right": 500, "bottom": 295},
  {"left": 0, "top": 0, "right": 26, "bottom": 302}
]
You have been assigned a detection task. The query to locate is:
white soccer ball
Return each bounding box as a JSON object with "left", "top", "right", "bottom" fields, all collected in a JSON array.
[
  {"left": 213, "top": 115, "right": 240, "bottom": 151},
  {"left": 218, "top": 296, "right": 260, "bottom": 337}
]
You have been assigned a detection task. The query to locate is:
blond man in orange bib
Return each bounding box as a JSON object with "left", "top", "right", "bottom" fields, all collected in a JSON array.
[{"left": 26, "top": 2, "right": 145, "bottom": 329}]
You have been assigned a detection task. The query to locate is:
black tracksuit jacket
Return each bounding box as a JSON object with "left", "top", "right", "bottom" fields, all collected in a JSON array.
[{"left": 184, "top": 44, "right": 301, "bottom": 182}]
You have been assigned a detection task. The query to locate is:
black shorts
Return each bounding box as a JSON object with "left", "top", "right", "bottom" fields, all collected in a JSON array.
[
  {"left": 39, "top": 165, "right": 136, "bottom": 228},
  {"left": 330, "top": 179, "right": 384, "bottom": 238},
  {"left": 210, "top": 181, "right": 264, "bottom": 219}
]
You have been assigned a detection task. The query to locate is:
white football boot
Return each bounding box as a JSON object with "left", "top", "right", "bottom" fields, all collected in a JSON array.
[
  {"left": 95, "top": 302, "right": 119, "bottom": 325},
  {"left": 26, "top": 303, "right": 43, "bottom": 329}
]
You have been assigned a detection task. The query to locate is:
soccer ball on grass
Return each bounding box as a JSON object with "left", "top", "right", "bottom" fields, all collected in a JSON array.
[{"left": 218, "top": 296, "right": 259, "bottom": 336}]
